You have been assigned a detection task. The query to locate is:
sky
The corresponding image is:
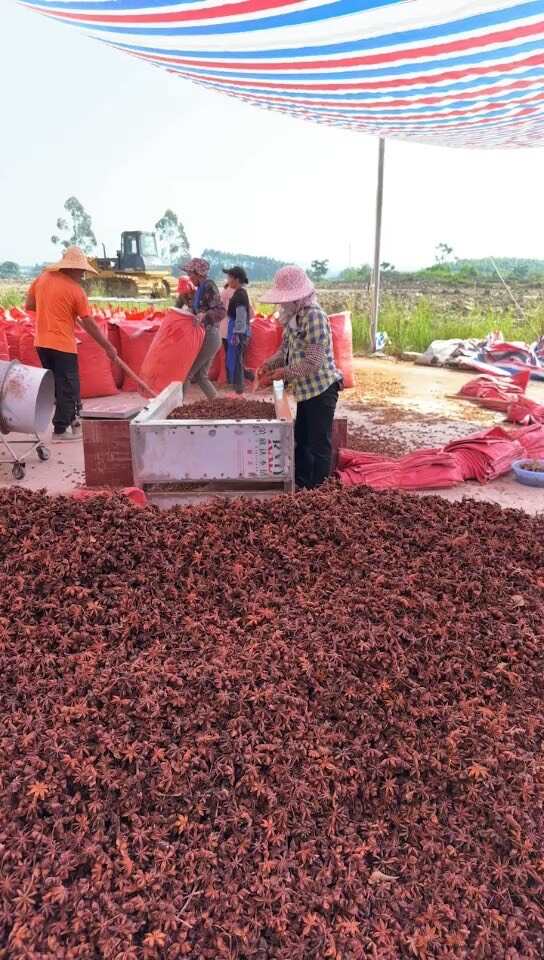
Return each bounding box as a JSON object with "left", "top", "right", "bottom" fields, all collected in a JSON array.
[{"left": 2, "top": 2, "right": 544, "bottom": 272}]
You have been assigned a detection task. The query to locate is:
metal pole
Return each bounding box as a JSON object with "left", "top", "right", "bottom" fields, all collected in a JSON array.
[{"left": 370, "top": 137, "right": 386, "bottom": 352}]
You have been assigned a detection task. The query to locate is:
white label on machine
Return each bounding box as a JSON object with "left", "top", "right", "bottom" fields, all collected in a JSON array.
[{"left": 243, "top": 427, "right": 285, "bottom": 477}]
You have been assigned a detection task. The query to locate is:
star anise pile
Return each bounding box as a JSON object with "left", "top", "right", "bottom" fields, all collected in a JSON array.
[
  {"left": 1, "top": 486, "right": 543, "bottom": 958},
  {"left": 168, "top": 399, "right": 276, "bottom": 421}
]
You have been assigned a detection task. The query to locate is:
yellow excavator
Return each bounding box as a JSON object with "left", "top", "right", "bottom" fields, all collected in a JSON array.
[{"left": 85, "top": 231, "right": 177, "bottom": 299}]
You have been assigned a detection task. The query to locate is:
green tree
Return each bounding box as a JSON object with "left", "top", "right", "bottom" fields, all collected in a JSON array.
[
  {"left": 435, "top": 242, "right": 454, "bottom": 265},
  {"left": 155, "top": 210, "right": 190, "bottom": 271},
  {"left": 51, "top": 196, "right": 96, "bottom": 254},
  {"left": 309, "top": 259, "right": 329, "bottom": 282},
  {"left": 339, "top": 264, "right": 371, "bottom": 282},
  {"left": 0, "top": 261, "right": 20, "bottom": 279},
  {"left": 380, "top": 261, "right": 396, "bottom": 272},
  {"left": 201, "top": 249, "right": 288, "bottom": 282}
]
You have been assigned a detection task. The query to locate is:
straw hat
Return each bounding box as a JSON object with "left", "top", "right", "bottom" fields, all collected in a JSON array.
[
  {"left": 262, "top": 265, "right": 314, "bottom": 304},
  {"left": 46, "top": 246, "right": 98, "bottom": 274}
]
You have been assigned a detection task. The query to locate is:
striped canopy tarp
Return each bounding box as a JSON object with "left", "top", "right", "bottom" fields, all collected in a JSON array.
[{"left": 20, "top": 0, "right": 544, "bottom": 147}]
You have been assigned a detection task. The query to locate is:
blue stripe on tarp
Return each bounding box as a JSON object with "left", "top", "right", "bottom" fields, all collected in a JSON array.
[
  {"left": 164, "top": 58, "right": 544, "bottom": 89},
  {"left": 195, "top": 83, "right": 543, "bottom": 113},
  {"left": 247, "top": 104, "right": 544, "bottom": 124},
  {"left": 49, "top": 1, "right": 544, "bottom": 49},
  {"left": 191, "top": 80, "right": 544, "bottom": 107},
  {"left": 135, "top": 38, "right": 544, "bottom": 80},
  {"left": 169, "top": 67, "right": 544, "bottom": 97},
  {"left": 35, "top": 0, "right": 544, "bottom": 37},
  {"left": 22, "top": 0, "right": 399, "bottom": 8}
]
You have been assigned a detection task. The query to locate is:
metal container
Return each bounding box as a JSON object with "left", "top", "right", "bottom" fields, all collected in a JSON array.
[
  {"left": 0, "top": 359, "right": 54, "bottom": 435},
  {"left": 130, "top": 382, "right": 294, "bottom": 507}
]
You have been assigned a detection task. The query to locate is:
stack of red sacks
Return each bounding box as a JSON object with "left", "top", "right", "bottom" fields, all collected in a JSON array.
[
  {"left": 337, "top": 448, "right": 464, "bottom": 490},
  {"left": 456, "top": 370, "right": 530, "bottom": 411},
  {"left": 506, "top": 396, "right": 544, "bottom": 425},
  {"left": 443, "top": 427, "right": 523, "bottom": 482},
  {"left": 456, "top": 370, "right": 544, "bottom": 424},
  {"left": 514, "top": 423, "right": 544, "bottom": 457},
  {"left": 337, "top": 425, "right": 538, "bottom": 490}
]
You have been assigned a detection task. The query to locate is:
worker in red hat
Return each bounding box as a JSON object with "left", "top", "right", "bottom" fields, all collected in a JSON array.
[
  {"left": 176, "top": 275, "right": 195, "bottom": 303},
  {"left": 25, "top": 246, "right": 118, "bottom": 443}
]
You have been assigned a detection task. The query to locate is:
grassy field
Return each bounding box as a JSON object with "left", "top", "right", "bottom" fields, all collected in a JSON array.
[
  {"left": 2, "top": 279, "right": 543, "bottom": 356},
  {"left": 350, "top": 297, "right": 544, "bottom": 354}
]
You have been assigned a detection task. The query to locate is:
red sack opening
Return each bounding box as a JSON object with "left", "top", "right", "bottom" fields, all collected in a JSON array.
[
  {"left": 329, "top": 312, "right": 355, "bottom": 389},
  {"left": 140, "top": 309, "right": 204, "bottom": 394},
  {"left": 118, "top": 320, "right": 160, "bottom": 391},
  {"left": 245, "top": 314, "right": 284, "bottom": 371},
  {"left": 77, "top": 321, "right": 119, "bottom": 399}
]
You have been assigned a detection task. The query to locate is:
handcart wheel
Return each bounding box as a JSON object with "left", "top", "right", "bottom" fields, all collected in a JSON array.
[
  {"left": 12, "top": 463, "right": 25, "bottom": 481},
  {"left": 37, "top": 444, "right": 50, "bottom": 462}
]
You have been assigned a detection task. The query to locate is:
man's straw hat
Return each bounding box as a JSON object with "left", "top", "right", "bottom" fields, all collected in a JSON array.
[{"left": 46, "top": 246, "right": 98, "bottom": 275}]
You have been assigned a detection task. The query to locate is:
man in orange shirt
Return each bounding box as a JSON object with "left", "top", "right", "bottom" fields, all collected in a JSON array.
[{"left": 25, "top": 246, "right": 117, "bottom": 442}]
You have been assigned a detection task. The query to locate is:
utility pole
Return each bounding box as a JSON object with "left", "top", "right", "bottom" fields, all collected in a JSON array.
[{"left": 370, "top": 137, "right": 385, "bottom": 352}]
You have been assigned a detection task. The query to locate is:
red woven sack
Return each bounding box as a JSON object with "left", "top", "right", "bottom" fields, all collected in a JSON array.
[
  {"left": 118, "top": 320, "right": 160, "bottom": 391},
  {"left": 4, "top": 320, "right": 24, "bottom": 360},
  {"left": 245, "top": 315, "right": 283, "bottom": 370},
  {"left": 329, "top": 312, "right": 355, "bottom": 389},
  {"left": 140, "top": 309, "right": 204, "bottom": 394},
  {"left": 19, "top": 329, "right": 41, "bottom": 368},
  {"left": 77, "top": 321, "right": 119, "bottom": 399},
  {"left": 0, "top": 327, "right": 9, "bottom": 362}
]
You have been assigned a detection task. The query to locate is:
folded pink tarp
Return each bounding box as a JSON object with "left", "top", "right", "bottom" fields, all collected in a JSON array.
[
  {"left": 443, "top": 427, "right": 523, "bottom": 483},
  {"left": 514, "top": 423, "right": 544, "bottom": 457},
  {"left": 337, "top": 449, "right": 465, "bottom": 490},
  {"left": 506, "top": 397, "right": 544, "bottom": 425},
  {"left": 338, "top": 426, "right": 526, "bottom": 490},
  {"left": 456, "top": 370, "right": 530, "bottom": 412}
]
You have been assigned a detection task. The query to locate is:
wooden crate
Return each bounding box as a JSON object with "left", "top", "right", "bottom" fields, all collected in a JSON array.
[{"left": 81, "top": 397, "right": 144, "bottom": 487}]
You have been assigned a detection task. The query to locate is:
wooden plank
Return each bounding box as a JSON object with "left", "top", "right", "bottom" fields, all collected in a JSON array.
[{"left": 82, "top": 395, "right": 144, "bottom": 420}]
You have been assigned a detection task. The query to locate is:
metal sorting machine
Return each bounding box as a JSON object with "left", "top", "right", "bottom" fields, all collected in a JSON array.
[
  {"left": 130, "top": 381, "right": 294, "bottom": 508},
  {"left": 0, "top": 360, "right": 54, "bottom": 480}
]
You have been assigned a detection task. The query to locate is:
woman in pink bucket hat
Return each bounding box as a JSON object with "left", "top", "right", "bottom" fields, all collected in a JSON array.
[{"left": 258, "top": 265, "right": 342, "bottom": 490}]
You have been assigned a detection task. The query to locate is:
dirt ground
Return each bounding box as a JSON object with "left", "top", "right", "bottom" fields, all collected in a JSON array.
[{"left": 1, "top": 358, "right": 543, "bottom": 514}]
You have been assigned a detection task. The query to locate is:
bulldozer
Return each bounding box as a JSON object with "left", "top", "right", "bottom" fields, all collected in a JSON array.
[{"left": 85, "top": 231, "right": 177, "bottom": 299}]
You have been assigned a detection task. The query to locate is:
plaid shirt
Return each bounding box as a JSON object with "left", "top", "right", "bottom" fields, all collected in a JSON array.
[{"left": 268, "top": 305, "right": 342, "bottom": 402}]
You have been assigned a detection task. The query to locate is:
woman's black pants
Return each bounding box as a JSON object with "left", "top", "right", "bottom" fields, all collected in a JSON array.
[{"left": 294, "top": 381, "right": 339, "bottom": 490}]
